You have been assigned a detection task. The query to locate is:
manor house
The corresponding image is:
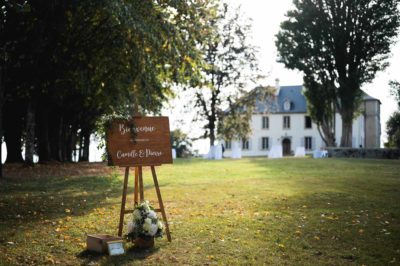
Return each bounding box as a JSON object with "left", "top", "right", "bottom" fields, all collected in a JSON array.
[{"left": 222, "top": 81, "right": 381, "bottom": 157}]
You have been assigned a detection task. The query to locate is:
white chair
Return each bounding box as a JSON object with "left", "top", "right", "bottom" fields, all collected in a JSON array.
[{"left": 294, "top": 146, "right": 306, "bottom": 157}]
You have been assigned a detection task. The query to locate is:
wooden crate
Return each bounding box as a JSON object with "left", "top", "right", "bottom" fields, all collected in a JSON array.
[{"left": 86, "top": 234, "right": 123, "bottom": 253}]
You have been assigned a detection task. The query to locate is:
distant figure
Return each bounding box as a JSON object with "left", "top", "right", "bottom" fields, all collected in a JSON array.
[{"left": 221, "top": 143, "right": 225, "bottom": 157}]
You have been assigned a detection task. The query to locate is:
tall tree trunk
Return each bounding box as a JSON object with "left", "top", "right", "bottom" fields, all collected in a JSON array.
[
  {"left": 0, "top": 62, "right": 3, "bottom": 178},
  {"left": 78, "top": 131, "right": 83, "bottom": 161},
  {"left": 49, "top": 114, "right": 63, "bottom": 161},
  {"left": 66, "top": 126, "right": 77, "bottom": 162},
  {"left": 209, "top": 124, "right": 215, "bottom": 147},
  {"left": 4, "top": 110, "right": 24, "bottom": 163},
  {"left": 340, "top": 110, "right": 353, "bottom": 147},
  {"left": 25, "top": 100, "right": 36, "bottom": 165},
  {"left": 62, "top": 122, "right": 70, "bottom": 162},
  {"left": 38, "top": 107, "right": 51, "bottom": 162},
  {"left": 81, "top": 130, "right": 90, "bottom": 162},
  {"left": 209, "top": 91, "right": 216, "bottom": 147}
]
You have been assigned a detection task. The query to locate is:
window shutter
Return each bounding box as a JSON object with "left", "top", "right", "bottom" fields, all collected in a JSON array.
[
  {"left": 301, "top": 137, "right": 304, "bottom": 147},
  {"left": 312, "top": 137, "right": 316, "bottom": 150}
]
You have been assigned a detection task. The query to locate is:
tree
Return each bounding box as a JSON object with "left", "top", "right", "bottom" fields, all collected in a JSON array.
[
  {"left": 276, "top": 0, "right": 400, "bottom": 147},
  {"left": 386, "top": 80, "right": 400, "bottom": 148},
  {"left": 218, "top": 86, "right": 274, "bottom": 141},
  {"left": 2, "top": 0, "right": 213, "bottom": 165},
  {"left": 192, "top": 3, "right": 260, "bottom": 147},
  {"left": 170, "top": 129, "right": 192, "bottom": 158},
  {"left": 386, "top": 111, "right": 400, "bottom": 148},
  {"left": 389, "top": 80, "right": 400, "bottom": 108}
]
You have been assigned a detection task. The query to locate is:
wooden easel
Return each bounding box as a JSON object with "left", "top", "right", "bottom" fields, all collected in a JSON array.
[{"left": 117, "top": 165, "right": 172, "bottom": 242}]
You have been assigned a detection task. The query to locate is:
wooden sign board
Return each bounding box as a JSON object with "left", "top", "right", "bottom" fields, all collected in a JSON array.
[{"left": 106, "top": 117, "right": 173, "bottom": 166}]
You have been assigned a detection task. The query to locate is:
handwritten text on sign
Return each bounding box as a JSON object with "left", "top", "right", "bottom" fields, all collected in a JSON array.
[{"left": 107, "top": 117, "right": 173, "bottom": 166}]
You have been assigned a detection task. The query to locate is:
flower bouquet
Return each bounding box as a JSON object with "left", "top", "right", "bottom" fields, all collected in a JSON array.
[{"left": 126, "top": 201, "right": 163, "bottom": 248}]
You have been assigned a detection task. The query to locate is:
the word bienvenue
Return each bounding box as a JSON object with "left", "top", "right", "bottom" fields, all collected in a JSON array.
[{"left": 119, "top": 124, "right": 155, "bottom": 135}]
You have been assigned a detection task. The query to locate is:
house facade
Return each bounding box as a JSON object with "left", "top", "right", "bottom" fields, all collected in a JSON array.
[{"left": 222, "top": 84, "right": 381, "bottom": 157}]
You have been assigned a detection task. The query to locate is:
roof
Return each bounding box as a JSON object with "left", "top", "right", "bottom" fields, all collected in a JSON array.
[
  {"left": 254, "top": 85, "right": 381, "bottom": 114},
  {"left": 362, "top": 91, "right": 381, "bottom": 103},
  {"left": 255, "top": 85, "right": 307, "bottom": 113}
]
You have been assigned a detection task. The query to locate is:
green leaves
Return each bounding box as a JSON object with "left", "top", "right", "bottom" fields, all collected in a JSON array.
[{"left": 276, "top": 0, "right": 400, "bottom": 147}]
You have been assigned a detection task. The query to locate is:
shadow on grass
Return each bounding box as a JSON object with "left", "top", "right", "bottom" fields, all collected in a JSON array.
[
  {"left": 0, "top": 173, "right": 171, "bottom": 223},
  {"left": 76, "top": 245, "right": 160, "bottom": 265}
]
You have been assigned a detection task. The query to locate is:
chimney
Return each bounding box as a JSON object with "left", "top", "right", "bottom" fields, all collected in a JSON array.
[{"left": 275, "top": 78, "right": 280, "bottom": 96}]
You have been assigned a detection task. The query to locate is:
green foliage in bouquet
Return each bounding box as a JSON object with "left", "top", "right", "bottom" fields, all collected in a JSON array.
[{"left": 126, "top": 201, "right": 163, "bottom": 241}]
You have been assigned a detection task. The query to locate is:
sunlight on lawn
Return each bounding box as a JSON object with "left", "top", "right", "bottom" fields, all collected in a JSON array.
[{"left": 0, "top": 158, "right": 399, "bottom": 265}]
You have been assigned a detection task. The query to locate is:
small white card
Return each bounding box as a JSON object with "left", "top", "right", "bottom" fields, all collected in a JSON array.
[{"left": 107, "top": 240, "right": 125, "bottom": 256}]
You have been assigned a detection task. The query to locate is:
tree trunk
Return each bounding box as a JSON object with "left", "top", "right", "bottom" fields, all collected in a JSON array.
[
  {"left": 67, "top": 129, "right": 77, "bottom": 162},
  {"left": 0, "top": 63, "right": 3, "bottom": 178},
  {"left": 4, "top": 111, "right": 24, "bottom": 163},
  {"left": 25, "top": 100, "right": 36, "bottom": 165},
  {"left": 340, "top": 110, "right": 353, "bottom": 147},
  {"left": 81, "top": 130, "right": 90, "bottom": 162},
  {"left": 78, "top": 131, "right": 83, "bottom": 161},
  {"left": 49, "top": 115, "right": 63, "bottom": 161},
  {"left": 209, "top": 125, "right": 215, "bottom": 147},
  {"left": 38, "top": 107, "right": 51, "bottom": 162}
]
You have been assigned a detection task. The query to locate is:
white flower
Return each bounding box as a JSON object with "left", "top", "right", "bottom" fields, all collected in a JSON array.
[
  {"left": 127, "top": 221, "right": 135, "bottom": 233},
  {"left": 142, "top": 218, "right": 152, "bottom": 233},
  {"left": 133, "top": 209, "right": 142, "bottom": 221},
  {"left": 149, "top": 223, "right": 158, "bottom": 236},
  {"left": 141, "top": 201, "right": 150, "bottom": 212},
  {"left": 148, "top": 210, "right": 157, "bottom": 219},
  {"left": 157, "top": 220, "right": 164, "bottom": 230}
]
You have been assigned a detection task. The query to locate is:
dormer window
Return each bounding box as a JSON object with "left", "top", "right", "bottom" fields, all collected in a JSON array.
[{"left": 283, "top": 99, "right": 291, "bottom": 111}]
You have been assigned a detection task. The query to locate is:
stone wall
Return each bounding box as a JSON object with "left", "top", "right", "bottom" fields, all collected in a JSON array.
[{"left": 326, "top": 148, "right": 400, "bottom": 159}]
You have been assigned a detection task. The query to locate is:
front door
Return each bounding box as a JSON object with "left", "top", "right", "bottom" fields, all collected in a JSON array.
[{"left": 282, "top": 138, "right": 291, "bottom": 156}]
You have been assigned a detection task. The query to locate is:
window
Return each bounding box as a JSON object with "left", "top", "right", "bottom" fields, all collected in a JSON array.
[
  {"left": 225, "top": 140, "right": 231, "bottom": 150},
  {"left": 262, "top": 116, "right": 269, "bottom": 129},
  {"left": 242, "top": 139, "right": 250, "bottom": 150},
  {"left": 283, "top": 116, "right": 290, "bottom": 129},
  {"left": 305, "top": 116, "right": 312, "bottom": 129},
  {"left": 305, "top": 137, "right": 312, "bottom": 150},
  {"left": 284, "top": 100, "right": 291, "bottom": 111},
  {"left": 261, "top": 137, "right": 269, "bottom": 150}
]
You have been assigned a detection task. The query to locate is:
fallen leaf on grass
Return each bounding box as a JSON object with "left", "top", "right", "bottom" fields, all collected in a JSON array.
[
  {"left": 314, "top": 236, "right": 320, "bottom": 240},
  {"left": 64, "top": 209, "right": 71, "bottom": 213}
]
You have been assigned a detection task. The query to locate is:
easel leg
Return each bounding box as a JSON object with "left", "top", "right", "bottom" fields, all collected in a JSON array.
[
  {"left": 151, "top": 166, "right": 172, "bottom": 242},
  {"left": 118, "top": 167, "right": 129, "bottom": 237},
  {"left": 134, "top": 167, "right": 139, "bottom": 205},
  {"left": 138, "top": 166, "right": 144, "bottom": 201}
]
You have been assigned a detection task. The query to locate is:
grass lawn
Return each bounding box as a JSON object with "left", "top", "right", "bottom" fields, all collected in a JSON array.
[{"left": 0, "top": 158, "right": 399, "bottom": 265}]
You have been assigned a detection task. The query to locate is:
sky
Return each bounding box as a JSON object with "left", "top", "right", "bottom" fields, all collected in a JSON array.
[{"left": 165, "top": 0, "right": 400, "bottom": 154}]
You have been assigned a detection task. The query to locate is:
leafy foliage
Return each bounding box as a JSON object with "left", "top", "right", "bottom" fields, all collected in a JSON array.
[
  {"left": 170, "top": 129, "right": 192, "bottom": 158},
  {"left": 1, "top": 0, "right": 214, "bottom": 163},
  {"left": 276, "top": 0, "right": 400, "bottom": 147},
  {"left": 386, "top": 111, "right": 400, "bottom": 148},
  {"left": 389, "top": 80, "right": 400, "bottom": 109},
  {"left": 191, "top": 2, "right": 261, "bottom": 146},
  {"left": 218, "top": 86, "right": 275, "bottom": 141}
]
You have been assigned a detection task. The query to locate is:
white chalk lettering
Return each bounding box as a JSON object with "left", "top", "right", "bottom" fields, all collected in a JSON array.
[
  {"left": 146, "top": 149, "right": 162, "bottom": 157},
  {"left": 116, "top": 150, "right": 138, "bottom": 159},
  {"left": 118, "top": 124, "right": 156, "bottom": 135}
]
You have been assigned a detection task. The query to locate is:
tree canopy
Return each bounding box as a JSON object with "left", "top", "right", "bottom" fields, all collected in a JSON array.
[
  {"left": 190, "top": 2, "right": 261, "bottom": 146},
  {"left": 276, "top": 0, "right": 400, "bottom": 147},
  {"left": 0, "top": 0, "right": 213, "bottom": 172}
]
